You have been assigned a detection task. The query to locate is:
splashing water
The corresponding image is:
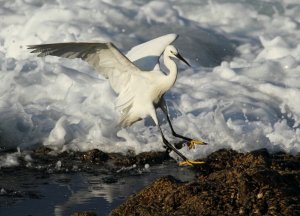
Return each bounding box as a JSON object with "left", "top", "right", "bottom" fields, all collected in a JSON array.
[{"left": 0, "top": 0, "right": 300, "bottom": 167}]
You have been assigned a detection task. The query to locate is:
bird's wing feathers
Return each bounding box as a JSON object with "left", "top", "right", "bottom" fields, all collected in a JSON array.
[
  {"left": 28, "top": 42, "right": 139, "bottom": 93},
  {"left": 28, "top": 34, "right": 179, "bottom": 91},
  {"left": 126, "top": 34, "right": 178, "bottom": 71},
  {"left": 28, "top": 34, "right": 179, "bottom": 127}
]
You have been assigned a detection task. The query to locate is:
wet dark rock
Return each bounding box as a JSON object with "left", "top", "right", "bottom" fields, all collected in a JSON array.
[
  {"left": 33, "top": 146, "right": 52, "bottom": 155},
  {"left": 81, "top": 149, "right": 109, "bottom": 162},
  {"left": 109, "top": 151, "right": 169, "bottom": 167},
  {"left": 136, "top": 151, "right": 169, "bottom": 164},
  {"left": 110, "top": 149, "right": 300, "bottom": 216},
  {"left": 5, "top": 146, "right": 170, "bottom": 174},
  {"left": 71, "top": 211, "right": 97, "bottom": 216}
]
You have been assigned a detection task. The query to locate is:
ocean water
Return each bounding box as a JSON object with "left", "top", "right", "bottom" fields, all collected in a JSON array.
[{"left": 0, "top": 0, "right": 300, "bottom": 167}]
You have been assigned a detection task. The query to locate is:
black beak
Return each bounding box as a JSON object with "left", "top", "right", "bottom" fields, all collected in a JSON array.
[{"left": 176, "top": 53, "right": 191, "bottom": 67}]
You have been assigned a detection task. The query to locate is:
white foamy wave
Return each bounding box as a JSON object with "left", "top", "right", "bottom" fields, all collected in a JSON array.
[{"left": 0, "top": 0, "right": 299, "bottom": 167}]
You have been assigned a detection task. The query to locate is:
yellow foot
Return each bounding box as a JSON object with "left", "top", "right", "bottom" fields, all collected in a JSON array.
[
  {"left": 179, "top": 160, "right": 205, "bottom": 166},
  {"left": 187, "top": 139, "right": 208, "bottom": 150}
]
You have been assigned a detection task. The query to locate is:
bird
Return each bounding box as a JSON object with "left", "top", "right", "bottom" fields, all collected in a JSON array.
[{"left": 28, "top": 34, "right": 207, "bottom": 166}]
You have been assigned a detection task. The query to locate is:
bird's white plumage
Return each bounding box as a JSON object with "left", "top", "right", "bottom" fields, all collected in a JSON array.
[
  {"left": 28, "top": 34, "right": 179, "bottom": 127},
  {"left": 116, "top": 45, "right": 180, "bottom": 127},
  {"left": 28, "top": 34, "right": 206, "bottom": 165},
  {"left": 126, "top": 33, "right": 178, "bottom": 70}
]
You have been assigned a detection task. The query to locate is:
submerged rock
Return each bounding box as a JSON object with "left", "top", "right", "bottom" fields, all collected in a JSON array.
[
  {"left": 81, "top": 149, "right": 109, "bottom": 163},
  {"left": 72, "top": 211, "right": 97, "bottom": 216},
  {"left": 110, "top": 149, "right": 300, "bottom": 216},
  {"left": 24, "top": 147, "right": 170, "bottom": 172}
]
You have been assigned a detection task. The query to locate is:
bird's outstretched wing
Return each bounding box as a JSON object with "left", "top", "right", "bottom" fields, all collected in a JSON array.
[
  {"left": 126, "top": 34, "right": 178, "bottom": 71},
  {"left": 28, "top": 42, "right": 140, "bottom": 93}
]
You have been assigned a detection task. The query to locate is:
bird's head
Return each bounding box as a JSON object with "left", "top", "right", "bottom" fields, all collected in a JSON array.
[{"left": 165, "top": 45, "right": 190, "bottom": 67}]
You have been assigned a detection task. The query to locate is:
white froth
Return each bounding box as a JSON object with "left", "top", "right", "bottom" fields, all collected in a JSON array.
[{"left": 0, "top": 0, "right": 300, "bottom": 167}]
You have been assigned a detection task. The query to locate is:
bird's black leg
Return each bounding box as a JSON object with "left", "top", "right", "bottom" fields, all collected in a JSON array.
[
  {"left": 151, "top": 103, "right": 205, "bottom": 166},
  {"left": 157, "top": 123, "right": 205, "bottom": 166},
  {"left": 157, "top": 124, "right": 188, "bottom": 161},
  {"left": 159, "top": 98, "right": 207, "bottom": 149}
]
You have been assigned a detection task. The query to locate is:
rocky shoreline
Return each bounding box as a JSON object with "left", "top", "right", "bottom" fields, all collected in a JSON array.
[
  {"left": 109, "top": 149, "right": 300, "bottom": 216},
  {"left": 68, "top": 148, "right": 300, "bottom": 216},
  {"left": 1, "top": 147, "right": 299, "bottom": 215}
]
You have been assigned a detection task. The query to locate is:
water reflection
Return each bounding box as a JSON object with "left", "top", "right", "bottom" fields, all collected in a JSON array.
[{"left": 0, "top": 162, "right": 196, "bottom": 216}]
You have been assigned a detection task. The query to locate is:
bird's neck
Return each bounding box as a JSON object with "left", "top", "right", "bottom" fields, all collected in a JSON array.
[{"left": 164, "top": 55, "right": 178, "bottom": 89}]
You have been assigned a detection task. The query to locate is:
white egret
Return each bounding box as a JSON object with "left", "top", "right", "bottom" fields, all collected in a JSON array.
[{"left": 28, "top": 34, "right": 207, "bottom": 166}]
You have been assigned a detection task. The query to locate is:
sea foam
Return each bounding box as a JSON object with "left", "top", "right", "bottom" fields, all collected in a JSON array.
[{"left": 0, "top": 0, "right": 299, "bottom": 167}]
